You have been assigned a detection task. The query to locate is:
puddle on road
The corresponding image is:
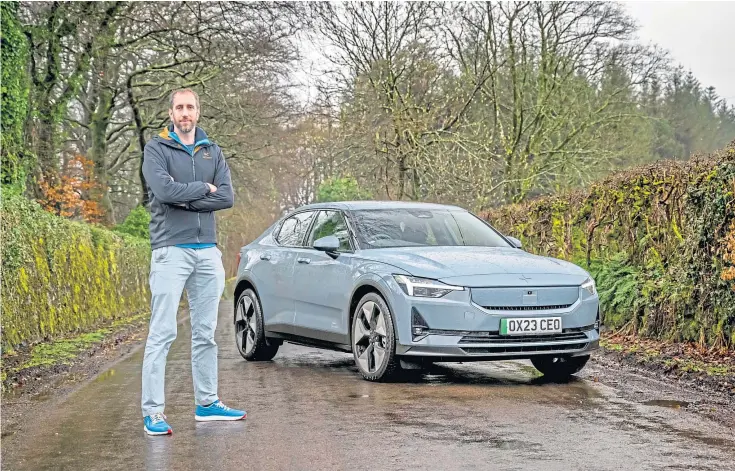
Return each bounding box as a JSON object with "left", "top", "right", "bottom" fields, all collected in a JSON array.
[
  {"left": 642, "top": 399, "right": 690, "bottom": 409},
  {"left": 383, "top": 410, "right": 543, "bottom": 450},
  {"left": 332, "top": 363, "right": 605, "bottom": 414},
  {"left": 93, "top": 369, "right": 116, "bottom": 383},
  {"left": 611, "top": 402, "right": 735, "bottom": 450},
  {"left": 273, "top": 348, "right": 604, "bottom": 411},
  {"left": 454, "top": 429, "right": 543, "bottom": 450},
  {"left": 677, "top": 430, "right": 735, "bottom": 448}
]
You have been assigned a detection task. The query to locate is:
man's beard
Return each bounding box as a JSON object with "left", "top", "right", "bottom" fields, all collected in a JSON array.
[{"left": 176, "top": 119, "right": 195, "bottom": 133}]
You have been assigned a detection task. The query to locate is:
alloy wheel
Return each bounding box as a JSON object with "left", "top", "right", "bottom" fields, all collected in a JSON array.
[
  {"left": 235, "top": 294, "right": 257, "bottom": 356},
  {"left": 352, "top": 300, "right": 389, "bottom": 374}
]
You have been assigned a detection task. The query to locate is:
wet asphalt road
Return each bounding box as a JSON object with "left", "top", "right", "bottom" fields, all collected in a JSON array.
[{"left": 3, "top": 301, "right": 734, "bottom": 471}]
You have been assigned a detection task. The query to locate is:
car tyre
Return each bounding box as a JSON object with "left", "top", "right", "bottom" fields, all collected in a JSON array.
[
  {"left": 235, "top": 288, "right": 279, "bottom": 361},
  {"left": 351, "top": 292, "right": 401, "bottom": 382},
  {"left": 531, "top": 354, "right": 589, "bottom": 380}
]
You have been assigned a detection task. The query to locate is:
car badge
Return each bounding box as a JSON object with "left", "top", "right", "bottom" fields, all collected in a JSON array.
[{"left": 523, "top": 290, "right": 538, "bottom": 305}]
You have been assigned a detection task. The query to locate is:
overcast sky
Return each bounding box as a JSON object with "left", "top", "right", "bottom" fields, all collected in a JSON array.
[{"left": 625, "top": 1, "right": 735, "bottom": 103}]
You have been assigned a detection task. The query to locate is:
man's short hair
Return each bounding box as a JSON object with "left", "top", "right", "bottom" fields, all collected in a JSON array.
[{"left": 169, "top": 88, "right": 200, "bottom": 110}]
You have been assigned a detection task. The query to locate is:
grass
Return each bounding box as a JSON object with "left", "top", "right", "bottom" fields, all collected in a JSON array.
[
  {"left": 18, "top": 330, "right": 109, "bottom": 370},
  {"left": 601, "top": 340, "right": 624, "bottom": 352},
  {"left": 602, "top": 336, "right": 734, "bottom": 377},
  {"left": 7, "top": 311, "right": 150, "bottom": 373},
  {"left": 661, "top": 358, "right": 733, "bottom": 377}
]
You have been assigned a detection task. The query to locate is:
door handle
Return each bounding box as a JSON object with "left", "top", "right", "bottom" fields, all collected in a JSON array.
[
  {"left": 260, "top": 253, "right": 271, "bottom": 261},
  {"left": 297, "top": 257, "right": 311, "bottom": 264}
]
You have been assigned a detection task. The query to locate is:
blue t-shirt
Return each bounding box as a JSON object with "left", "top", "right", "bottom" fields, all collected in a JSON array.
[{"left": 176, "top": 243, "right": 216, "bottom": 249}]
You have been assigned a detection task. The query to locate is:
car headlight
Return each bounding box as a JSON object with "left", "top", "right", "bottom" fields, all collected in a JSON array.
[
  {"left": 581, "top": 277, "right": 596, "bottom": 296},
  {"left": 393, "top": 275, "right": 464, "bottom": 298}
]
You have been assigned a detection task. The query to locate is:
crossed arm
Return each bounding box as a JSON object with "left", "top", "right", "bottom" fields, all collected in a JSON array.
[{"left": 142, "top": 144, "right": 234, "bottom": 212}]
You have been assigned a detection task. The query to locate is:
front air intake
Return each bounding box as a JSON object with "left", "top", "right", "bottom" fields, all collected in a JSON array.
[
  {"left": 411, "top": 307, "right": 430, "bottom": 340},
  {"left": 482, "top": 304, "right": 573, "bottom": 312}
]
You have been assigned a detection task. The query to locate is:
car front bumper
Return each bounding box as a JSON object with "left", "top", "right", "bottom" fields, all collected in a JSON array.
[{"left": 396, "top": 334, "right": 599, "bottom": 360}]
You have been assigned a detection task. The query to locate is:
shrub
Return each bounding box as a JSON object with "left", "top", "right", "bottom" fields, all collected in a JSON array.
[
  {"left": 113, "top": 205, "right": 150, "bottom": 240},
  {"left": 316, "top": 176, "right": 372, "bottom": 203}
]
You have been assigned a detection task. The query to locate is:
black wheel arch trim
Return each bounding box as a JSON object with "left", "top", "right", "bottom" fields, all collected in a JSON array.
[{"left": 347, "top": 278, "right": 399, "bottom": 341}]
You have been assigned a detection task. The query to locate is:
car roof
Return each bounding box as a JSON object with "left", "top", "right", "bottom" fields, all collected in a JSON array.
[{"left": 295, "top": 200, "right": 468, "bottom": 212}]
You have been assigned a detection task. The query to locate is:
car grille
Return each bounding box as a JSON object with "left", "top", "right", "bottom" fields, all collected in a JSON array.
[
  {"left": 421, "top": 325, "right": 595, "bottom": 339},
  {"left": 456, "top": 326, "right": 592, "bottom": 354},
  {"left": 481, "top": 304, "right": 573, "bottom": 311},
  {"left": 461, "top": 342, "right": 589, "bottom": 355},
  {"left": 458, "top": 331, "right": 588, "bottom": 344}
]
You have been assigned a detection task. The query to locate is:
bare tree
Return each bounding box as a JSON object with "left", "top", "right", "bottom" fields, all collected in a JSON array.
[
  {"left": 306, "top": 1, "right": 667, "bottom": 210},
  {"left": 311, "top": 2, "right": 493, "bottom": 201},
  {"left": 451, "top": 2, "right": 667, "bottom": 204}
]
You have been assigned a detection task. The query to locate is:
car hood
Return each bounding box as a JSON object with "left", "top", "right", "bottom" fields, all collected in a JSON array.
[{"left": 358, "top": 246, "right": 589, "bottom": 287}]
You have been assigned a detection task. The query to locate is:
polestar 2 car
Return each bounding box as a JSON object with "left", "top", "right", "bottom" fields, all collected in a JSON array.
[{"left": 232, "top": 201, "right": 600, "bottom": 381}]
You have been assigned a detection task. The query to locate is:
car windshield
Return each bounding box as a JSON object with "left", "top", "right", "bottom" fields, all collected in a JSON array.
[{"left": 350, "top": 209, "right": 512, "bottom": 249}]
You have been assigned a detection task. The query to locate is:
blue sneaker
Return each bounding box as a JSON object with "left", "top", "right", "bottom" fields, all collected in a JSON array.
[
  {"left": 144, "top": 413, "right": 172, "bottom": 435},
  {"left": 195, "top": 400, "right": 246, "bottom": 422}
]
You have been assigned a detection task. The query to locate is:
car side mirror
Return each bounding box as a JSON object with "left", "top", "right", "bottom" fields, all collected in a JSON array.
[
  {"left": 313, "top": 235, "right": 340, "bottom": 253},
  {"left": 507, "top": 236, "right": 523, "bottom": 249}
]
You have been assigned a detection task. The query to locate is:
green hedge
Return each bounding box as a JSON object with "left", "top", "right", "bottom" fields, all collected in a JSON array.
[
  {"left": 1, "top": 195, "right": 151, "bottom": 349},
  {"left": 483, "top": 143, "right": 735, "bottom": 349}
]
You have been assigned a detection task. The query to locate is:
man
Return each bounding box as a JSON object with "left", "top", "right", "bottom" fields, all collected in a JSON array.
[{"left": 140, "top": 88, "right": 244, "bottom": 436}]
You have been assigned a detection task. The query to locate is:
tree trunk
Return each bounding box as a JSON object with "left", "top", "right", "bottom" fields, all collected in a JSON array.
[
  {"left": 89, "top": 85, "right": 115, "bottom": 224},
  {"left": 127, "top": 76, "right": 149, "bottom": 206}
]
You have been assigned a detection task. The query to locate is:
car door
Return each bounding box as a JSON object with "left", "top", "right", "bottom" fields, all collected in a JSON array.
[
  {"left": 291, "top": 210, "right": 355, "bottom": 345},
  {"left": 252, "top": 210, "right": 316, "bottom": 334}
]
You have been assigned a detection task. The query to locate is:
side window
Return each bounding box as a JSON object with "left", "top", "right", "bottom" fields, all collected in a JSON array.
[
  {"left": 307, "top": 211, "right": 352, "bottom": 251},
  {"left": 276, "top": 211, "right": 315, "bottom": 246}
]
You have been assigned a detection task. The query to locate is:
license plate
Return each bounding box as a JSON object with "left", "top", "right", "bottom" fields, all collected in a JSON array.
[{"left": 500, "top": 317, "right": 561, "bottom": 335}]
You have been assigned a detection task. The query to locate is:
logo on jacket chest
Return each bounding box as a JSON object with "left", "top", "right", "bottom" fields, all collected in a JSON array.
[{"left": 202, "top": 150, "right": 212, "bottom": 159}]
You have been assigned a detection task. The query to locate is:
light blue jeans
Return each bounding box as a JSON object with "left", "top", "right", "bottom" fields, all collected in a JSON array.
[{"left": 141, "top": 246, "right": 225, "bottom": 417}]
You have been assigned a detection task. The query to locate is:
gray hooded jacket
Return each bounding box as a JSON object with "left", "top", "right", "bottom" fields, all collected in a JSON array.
[{"left": 142, "top": 125, "right": 234, "bottom": 250}]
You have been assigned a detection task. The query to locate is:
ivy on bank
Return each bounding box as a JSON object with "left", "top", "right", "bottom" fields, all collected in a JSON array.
[
  {"left": 1, "top": 195, "right": 151, "bottom": 348},
  {"left": 484, "top": 143, "right": 735, "bottom": 349},
  {"left": 0, "top": 2, "right": 33, "bottom": 192}
]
